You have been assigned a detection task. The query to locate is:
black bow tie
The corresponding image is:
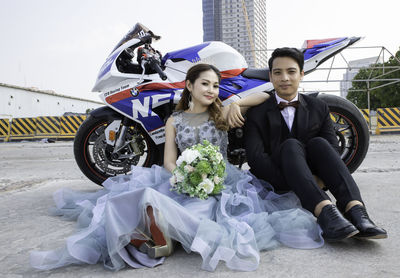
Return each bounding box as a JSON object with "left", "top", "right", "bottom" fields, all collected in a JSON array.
[{"left": 277, "top": 101, "right": 300, "bottom": 110}]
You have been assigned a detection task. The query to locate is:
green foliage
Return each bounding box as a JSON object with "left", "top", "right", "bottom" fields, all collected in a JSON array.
[
  {"left": 189, "top": 172, "right": 202, "bottom": 185},
  {"left": 216, "top": 164, "right": 225, "bottom": 177},
  {"left": 196, "top": 160, "right": 212, "bottom": 174},
  {"left": 347, "top": 48, "right": 400, "bottom": 109},
  {"left": 211, "top": 182, "right": 224, "bottom": 195}
]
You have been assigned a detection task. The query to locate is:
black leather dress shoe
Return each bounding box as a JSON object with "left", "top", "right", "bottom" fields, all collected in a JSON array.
[
  {"left": 317, "top": 204, "right": 359, "bottom": 241},
  {"left": 344, "top": 205, "right": 387, "bottom": 239}
]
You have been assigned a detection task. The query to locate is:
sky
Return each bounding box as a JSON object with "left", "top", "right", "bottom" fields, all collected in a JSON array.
[{"left": 1, "top": 0, "right": 399, "bottom": 101}]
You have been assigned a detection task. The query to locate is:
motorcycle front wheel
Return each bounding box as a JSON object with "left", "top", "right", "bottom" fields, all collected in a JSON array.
[
  {"left": 74, "top": 114, "right": 160, "bottom": 185},
  {"left": 318, "top": 94, "right": 370, "bottom": 173}
]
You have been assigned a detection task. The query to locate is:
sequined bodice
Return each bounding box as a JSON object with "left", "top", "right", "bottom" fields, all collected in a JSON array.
[{"left": 172, "top": 111, "right": 228, "bottom": 159}]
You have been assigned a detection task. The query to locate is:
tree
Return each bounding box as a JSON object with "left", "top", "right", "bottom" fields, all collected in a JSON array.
[{"left": 347, "top": 48, "right": 400, "bottom": 109}]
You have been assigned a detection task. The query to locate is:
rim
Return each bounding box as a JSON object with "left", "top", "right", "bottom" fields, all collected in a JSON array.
[
  {"left": 83, "top": 120, "right": 152, "bottom": 180},
  {"left": 330, "top": 112, "right": 359, "bottom": 166}
]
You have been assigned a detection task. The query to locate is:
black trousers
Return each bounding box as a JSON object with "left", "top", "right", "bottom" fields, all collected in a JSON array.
[{"left": 266, "top": 137, "right": 363, "bottom": 213}]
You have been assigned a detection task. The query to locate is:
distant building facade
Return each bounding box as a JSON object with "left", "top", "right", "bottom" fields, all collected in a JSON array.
[
  {"left": 0, "top": 83, "right": 102, "bottom": 118},
  {"left": 202, "top": 0, "right": 268, "bottom": 68},
  {"left": 340, "top": 57, "right": 378, "bottom": 99}
]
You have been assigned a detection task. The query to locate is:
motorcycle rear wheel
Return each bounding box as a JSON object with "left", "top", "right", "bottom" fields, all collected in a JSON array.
[
  {"left": 74, "top": 115, "right": 159, "bottom": 185},
  {"left": 318, "top": 94, "right": 370, "bottom": 173}
]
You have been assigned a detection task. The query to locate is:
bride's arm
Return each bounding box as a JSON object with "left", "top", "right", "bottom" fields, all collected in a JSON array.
[
  {"left": 223, "top": 92, "right": 270, "bottom": 128},
  {"left": 163, "top": 116, "right": 178, "bottom": 173}
]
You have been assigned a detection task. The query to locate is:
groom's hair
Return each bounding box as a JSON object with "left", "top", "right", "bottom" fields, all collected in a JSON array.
[{"left": 268, "top": 47, "right": 304, "bottom": 71}]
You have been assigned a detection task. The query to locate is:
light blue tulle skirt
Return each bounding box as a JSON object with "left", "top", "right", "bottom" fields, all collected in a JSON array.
[{"left": 30, "top": 163, "right": 324, "bottom": 272}]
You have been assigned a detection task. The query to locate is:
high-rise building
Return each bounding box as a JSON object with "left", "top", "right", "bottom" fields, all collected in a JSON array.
[
  {"left": 202, "top": 0, "right": 268, "bottom": 68},
  {"left": 340, "top": 57, "right": 378, "bottom": 99}
]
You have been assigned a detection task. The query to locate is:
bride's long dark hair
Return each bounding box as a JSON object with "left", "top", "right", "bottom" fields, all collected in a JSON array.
[{"left": 175, "top": 63, "right": 229, "bottom": 131}]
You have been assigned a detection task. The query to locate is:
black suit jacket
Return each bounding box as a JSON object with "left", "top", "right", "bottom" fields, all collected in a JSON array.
[{"left": 244, "top": 92, "right": 340, "bottom": 181}]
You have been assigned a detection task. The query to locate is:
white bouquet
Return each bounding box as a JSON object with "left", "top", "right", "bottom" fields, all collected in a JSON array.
[{"left": 170, "top": 140, "right": 226, "bottom": 200}]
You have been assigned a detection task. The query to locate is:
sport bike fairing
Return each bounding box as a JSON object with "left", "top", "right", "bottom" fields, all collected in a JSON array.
[{"left": 92, "top": 23, "right": 360, "bottom": 145}]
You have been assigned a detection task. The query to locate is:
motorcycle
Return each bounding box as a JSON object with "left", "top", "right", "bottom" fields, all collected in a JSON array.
[{"left": 74, "top": 23, "right": 369, "bottom": 185}]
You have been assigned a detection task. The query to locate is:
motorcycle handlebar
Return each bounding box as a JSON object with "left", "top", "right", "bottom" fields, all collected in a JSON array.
[{"left": 149, "top": 57, "right": 167, "bottom": 80}]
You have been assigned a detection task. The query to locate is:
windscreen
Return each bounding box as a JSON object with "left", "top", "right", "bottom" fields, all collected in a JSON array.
[{"left": 111, "top": 23, "right": 153, "bottom": 53}]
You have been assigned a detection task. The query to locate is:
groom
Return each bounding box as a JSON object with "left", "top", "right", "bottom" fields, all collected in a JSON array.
[{"left": 244, "top": 47, "right": 387, "bottom": 241}]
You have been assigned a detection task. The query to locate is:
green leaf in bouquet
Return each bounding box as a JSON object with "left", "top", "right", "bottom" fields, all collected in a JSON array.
[
  {"left": 196, "top": 160, "right": 212, "bottom": 174},
  {"left": 189, "top": 171, "right": 202, "bottom": 185}
]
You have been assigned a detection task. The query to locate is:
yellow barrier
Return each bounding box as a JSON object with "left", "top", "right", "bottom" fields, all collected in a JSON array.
[
  {"left": 361, "top": 109, "right": 370, "bottom": 126},
  {"left": 9, "top": 117, "right": 37, "bottom": 140},
  {"left": 60, "top": 115, "right": 87, "bottom": 138},
  {"left": 36, "top": 116, "right": 61, "bottom": 138},
  {"left": 376, "top": 107, "right": 400, "bottom": 134},
  {"left": 0, "top": 118, "right": 11, "bottom": 141},
  {"left": 4, "top": 115, "right": 87, "bottom": 141}
]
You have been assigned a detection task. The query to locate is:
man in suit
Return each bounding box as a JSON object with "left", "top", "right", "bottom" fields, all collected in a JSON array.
[{"left": 244, "top": 47, "right": 387, "bottom": 241}]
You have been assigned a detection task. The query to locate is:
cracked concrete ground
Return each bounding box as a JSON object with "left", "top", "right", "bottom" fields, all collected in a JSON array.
[{"left": 0, "top": 135, "right": 399, "bottom": 277}]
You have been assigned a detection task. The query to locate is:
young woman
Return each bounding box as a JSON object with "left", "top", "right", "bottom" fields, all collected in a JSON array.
[{"left": 30, "top": 64, "right": 323, "bottom": 272}]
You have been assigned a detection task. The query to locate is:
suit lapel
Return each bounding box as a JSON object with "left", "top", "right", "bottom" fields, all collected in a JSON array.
[
  {"left": 265, "top": 93, "right": 282, "bottom": 151},
  {"left": 295, "top": 94, "right": 309, "bottom": 142}
]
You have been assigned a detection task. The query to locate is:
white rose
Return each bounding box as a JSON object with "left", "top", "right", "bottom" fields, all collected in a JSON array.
[
  {"left": 213, "top": 176, "right": 221, "bottom": 184},
  {"left": 169, "top": 175, "right": 177, "bottom": 186},
  {"left": 199, "top": 178, "right": 214, "bottom": 194},
  {"left": 184, "top": 165, "right": 194, "bottom": 173},
  {"left": 176, "top": 155, "right": 184, "bottom": 166},
  {"left": 215, "top": 153, "right": 223, "bottom": 163},
  {"left": 201, "top": 173, "right": 207, "bottom": 180},
  {"left": 175, "top": 171, "right": 185, "bottom": 182},
  {"left": 182, "top": 149, "right": 200, "bottom": 165}
]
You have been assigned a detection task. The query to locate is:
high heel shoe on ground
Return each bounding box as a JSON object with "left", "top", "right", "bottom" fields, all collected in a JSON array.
[
  {"left": 130, "top": 206, "right": 174, "bottom": 258},
  {"left": 147, "top": 206, "right": 174, "bottom": 258}
]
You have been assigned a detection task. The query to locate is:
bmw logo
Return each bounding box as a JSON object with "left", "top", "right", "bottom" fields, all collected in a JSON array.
[{"left": 130, "top": 88, "right": 139, "bottom": 97}]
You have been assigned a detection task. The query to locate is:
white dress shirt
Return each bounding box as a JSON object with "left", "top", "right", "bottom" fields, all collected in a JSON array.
[{"left": 275, "top": 93, "right": 299, "bottom": 131}]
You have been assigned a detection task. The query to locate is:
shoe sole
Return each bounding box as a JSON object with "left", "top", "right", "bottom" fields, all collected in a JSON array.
[
  {"left": 324, "top": 230, "right": 359, "bottom": 242},
  {"left": 354, "top": 233, "right": 388, "bottom": 240},
  {"left": 138, "top": 240, "right": 175, "bottom": 258},
  {"left": 148, "top": 243, "right": 174, "bottom": 258}
]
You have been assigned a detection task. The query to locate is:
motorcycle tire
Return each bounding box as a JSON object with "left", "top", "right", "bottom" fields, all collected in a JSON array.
[
  {"left": 74, "top": 114, "right": 160, "bottom": 185},
  {"left": 317, "top": 94, "right": 370, "bottom": 173}
]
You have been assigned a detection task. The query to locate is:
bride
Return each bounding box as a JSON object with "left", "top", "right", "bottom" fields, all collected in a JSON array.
[{"left": 30, "top": 63, "right": 323, "bottom": 272}]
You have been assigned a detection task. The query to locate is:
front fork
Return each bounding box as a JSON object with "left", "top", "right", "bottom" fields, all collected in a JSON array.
[{"left": 105, "top": 117, "right": 143, "bottom": 157}]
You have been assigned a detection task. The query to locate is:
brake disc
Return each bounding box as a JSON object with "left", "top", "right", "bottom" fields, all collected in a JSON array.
[{"left": 93, "top": 133, "right": 131, "bottom": 175}]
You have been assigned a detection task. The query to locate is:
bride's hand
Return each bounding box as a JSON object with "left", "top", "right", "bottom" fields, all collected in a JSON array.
[{"left": 223, "top": 102, "right": 245, "bottom": 128}]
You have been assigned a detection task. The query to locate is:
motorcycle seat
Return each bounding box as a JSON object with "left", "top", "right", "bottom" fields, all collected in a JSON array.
[{"left": 241, "top": 68, "right": 270, "bottom": 81}]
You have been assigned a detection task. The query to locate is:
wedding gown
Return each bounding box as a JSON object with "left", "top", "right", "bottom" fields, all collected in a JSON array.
[{"left": 30, "top": 111, "right": 324, "bottom": 272}]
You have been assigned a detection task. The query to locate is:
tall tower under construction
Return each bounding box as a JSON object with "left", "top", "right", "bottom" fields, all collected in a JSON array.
[{"left": 202, "top": 0, "right": 267, "bottom": 68}]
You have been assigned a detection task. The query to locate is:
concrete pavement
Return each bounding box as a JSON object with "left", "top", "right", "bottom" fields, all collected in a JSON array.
[{"left": 0, "top": 135, "right": 399, "bottom": 277}]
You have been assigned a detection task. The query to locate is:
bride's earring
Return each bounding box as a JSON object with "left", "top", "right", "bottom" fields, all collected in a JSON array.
[{"left": 188, "top": 93, "right": 194, "bottom": 111}]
